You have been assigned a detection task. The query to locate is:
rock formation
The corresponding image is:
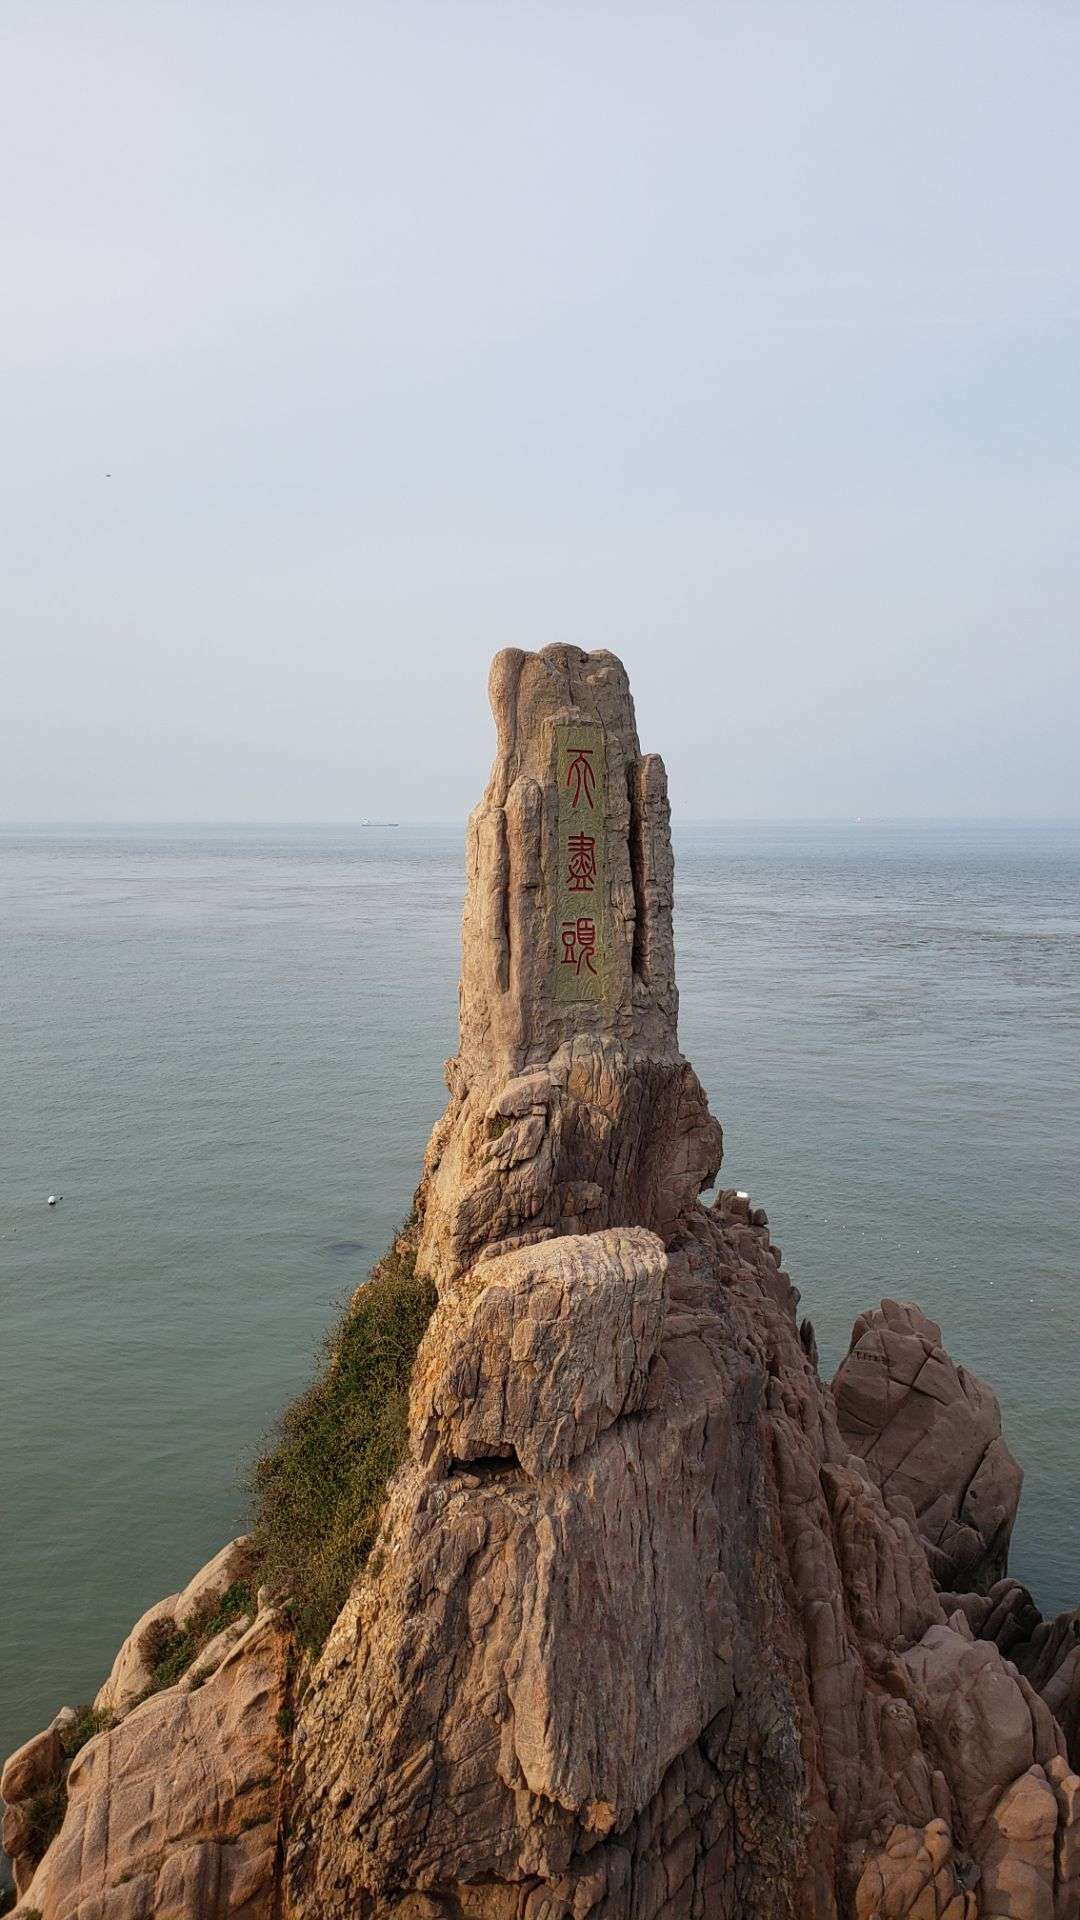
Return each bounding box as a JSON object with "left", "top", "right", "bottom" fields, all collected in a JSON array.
[
  {"left": 832, "top": 1300, "right": 1023, "bottom": 1593},
  {"left": 4, "top": 644, "right": 1078, "bottom": 1920},
  {"left": 1, "top": 1540, "right": 288, "bottom": 1916}
]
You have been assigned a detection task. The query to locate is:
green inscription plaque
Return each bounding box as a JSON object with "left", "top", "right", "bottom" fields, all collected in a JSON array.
[{"left": 554, "top": 721, "right": 607, "bottom": 1003}]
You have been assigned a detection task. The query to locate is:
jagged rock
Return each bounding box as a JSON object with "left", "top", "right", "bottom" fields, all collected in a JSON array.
[
  {"left": 411, "top": 1226, "right": 668, "bottom": 1477},
  {"left": 831, "top": 1299, "right": 1022, "bottom": 1593},
  {"left": 942, "top": 1581, "right": 1080, "bottom": 1770},
  {"left": 0, "top": 1729, "right": 63, "bottom": 1809},
  {"left": 277, "top": 650, "right": 1080, "bottom": 1919},
  {"left": 6, "top": 647, "right": 1077, "bottom": 1920},
  {"left": 416, "top": 647, "right": 723, "bottom": 1286},
  {"left": 93, "top": 1590, "right": 183, "bottom": 1719},
  {"left": 854, "top": 1819, "right": 977, "bottom": 1920},
  {"left": 8, "top": 1609, "right": 288, "bottom": 1920},
  {"left": 289, "top": 1232, "right": 807, "bottom": 1914}
]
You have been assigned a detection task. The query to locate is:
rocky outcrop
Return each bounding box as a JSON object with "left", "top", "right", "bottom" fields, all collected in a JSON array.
[
  {"left": 410, "top": 1226, "right": 668, "bottom": 1477},
  {"left": 95, "top": 1535, "right": 256, "bottom": 1717},
  {"left": 278, "top": 650, "right": 1080, "bottom": 1919},
  {"left": 8, "top": 1610, "right": 288, "bottom": 1919},
  {"left": 416, "top": 647, "right": 723, "bottom": 1286},
  {"left": 942, "top": 1582, "right": 1080, "bottom": 1771},
  {"left": 2, "top": 1538, "right": 278, "bottom": 1916},
  {"left": 5, "top": 645, "right": 1077, "bottom": 1920},
  {"left": 832, "top": 1299, "right": 1023, "bottom": 1593}
]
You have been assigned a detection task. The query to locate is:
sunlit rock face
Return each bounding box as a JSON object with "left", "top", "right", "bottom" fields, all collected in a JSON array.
[
  {"left": 416, "top": 645, "right": 724, "bottom": 1288},
  {"left": 8, "top": 648, "right": 1079, "bottom": 1920},
  {"left": 280, "top": 649, "right": 1080, "bottom": 1920}
]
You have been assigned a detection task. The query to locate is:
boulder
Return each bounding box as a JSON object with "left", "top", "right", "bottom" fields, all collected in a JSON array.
[
  {"left": 831, "top": 1298, "right": 1022, "bottom": 1591},
  {"left": 942, "top": 1580, "right": 1080, "bottom": 1770}
]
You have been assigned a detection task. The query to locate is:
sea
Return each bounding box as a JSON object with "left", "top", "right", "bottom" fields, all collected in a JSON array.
[{"left": 2, "top": 819, "right": 1079, "bottom": 1797}]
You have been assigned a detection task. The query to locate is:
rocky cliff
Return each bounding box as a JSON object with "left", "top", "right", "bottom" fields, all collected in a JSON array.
[{"left": 5, "top": 645, "right": 1079, "bottom": 1920}]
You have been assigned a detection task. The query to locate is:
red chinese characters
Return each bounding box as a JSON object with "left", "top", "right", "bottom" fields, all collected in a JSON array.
[
  {"left": 560, "top": 917, "right": 598, "bottom": 975},
  {"left": 565, "top": 748, "right": 596, "bottom": 810},
  {"left": 566, "top": 832, "right": 596, "bottom": 893}
]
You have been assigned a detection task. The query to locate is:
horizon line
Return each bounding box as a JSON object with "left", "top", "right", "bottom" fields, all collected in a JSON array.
[{"left": 3, "top": 815, "right": 1080, "bottom": 830}]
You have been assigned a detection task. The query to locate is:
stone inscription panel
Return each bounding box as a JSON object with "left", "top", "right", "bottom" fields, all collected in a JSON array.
[{"left": 554, "top": 721, "right": 607, "bottom": 1004}]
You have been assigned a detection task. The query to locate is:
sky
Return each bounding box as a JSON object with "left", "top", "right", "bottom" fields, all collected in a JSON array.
[{"left": 3, "top": 1, "right": 1078, "bottom": 821}]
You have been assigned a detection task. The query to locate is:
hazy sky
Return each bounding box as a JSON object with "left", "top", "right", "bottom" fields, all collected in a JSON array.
[{"left": 4, "top": 2, "right": 1078, "bottom": 820}]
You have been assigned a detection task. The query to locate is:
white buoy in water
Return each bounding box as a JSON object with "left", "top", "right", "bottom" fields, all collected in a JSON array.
[{"left": 47, "top": 1193, "right": 57, "bottom": 1206}]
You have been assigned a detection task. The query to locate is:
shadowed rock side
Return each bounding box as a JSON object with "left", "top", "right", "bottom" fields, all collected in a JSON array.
[
  {"left": 941, "top": 1584, "right": 1080, "bottom": 1773},
  {"left": 6, "top": 645, "right": 1078, "bottom": 1920},
  {"left": 832, "top": 1300, "right": 1023, "bottom": 1594}
]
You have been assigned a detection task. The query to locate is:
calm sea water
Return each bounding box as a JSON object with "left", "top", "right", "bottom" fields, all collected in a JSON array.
[{"left": 2, "top": 820, "right": 1079, "bottom": 1794}]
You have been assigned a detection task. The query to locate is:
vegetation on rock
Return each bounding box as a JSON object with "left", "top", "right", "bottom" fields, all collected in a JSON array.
[
  {"left": 137, "top": 1582, "right": 253, "bottom": 1694},
  {"left": 250, "top": 1237, "right": 436, "bottom": 1653},
  {"left": 58, "top": 1704, "right": 114, "bottom": 1763},
  {"left": 23, "top": 1781, "right": 68, "bottom": 1868}
]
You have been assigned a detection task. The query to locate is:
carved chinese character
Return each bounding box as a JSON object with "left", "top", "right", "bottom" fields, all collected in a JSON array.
[
  {"left": 560, "top": 917, "right": 598, "bottom": 975},
  {"left": 566, "top": 832, "right": 596, "bottom": 893},
  {"left": 565, "top": 748, "right": 596, "bottom": 810}
]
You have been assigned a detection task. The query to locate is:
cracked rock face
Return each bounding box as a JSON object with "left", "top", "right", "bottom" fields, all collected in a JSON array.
[
  {"left": 280, "top": 650, "right": 1080, "bottom": 1919},
  {"left": 416, "top": 646, "right": 723, "bottom": 1287},
  {"left": 411, "top": 1227, "right": 669, "bottom": 1478},
  {"left": 7, "top": 646, "right": 1078, "bottom": 1920},
  {"left": 4, "top": 1599, "right": 289, "bottom": 1919},
  {"left": 832, "top": 1299, "right": 1023, "bottom": 1593}
]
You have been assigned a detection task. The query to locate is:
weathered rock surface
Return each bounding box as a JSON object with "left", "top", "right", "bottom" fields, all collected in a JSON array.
[
  {"left": 6, "top": 646, "right": 1077, "bottom": 1920},
  {"left": 832, "top": 1299, "right": 1023, "bottom": 1593},
  {"left": 7, "top": 1608, "right": 288, "bottom": 1919},
  {"left": 416, "top": 647, "right": 723, "bottom": 1287},
  {"left": 276, "top": 651, "right": 1080, "bottom": 1918},
  {"left": 943, "top": 1581, "right": 1080, "bottom": 1771},
  {"left": 411, "top": 1226, "right": 668, "bottom": 1477}
]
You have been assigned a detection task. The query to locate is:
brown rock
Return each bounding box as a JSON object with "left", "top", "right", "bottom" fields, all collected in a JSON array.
[
  {"left": 94, "top": 1535, "right": 255, "bottom": 1717},
  {"left": 416, "top": 646, "right": 723, "bottom": 1286},
  {"left": 11, "top": 1609, "right": 288, "bottom": 1920},
  {"left": 411, "top": 1225, "right": 668, "bottom": 1477},
  {"left": 831, "top": 1299, "right": 1023, "bottom": 1592},
  {"left": 0, "top": 1728, "right": 64, "bottom": 1808},
  {"left": 8, "top": 648, "right": 1076, "bottom": 1920},
  {"left": 94, "top": 1589, "right": 182, "bottom": 1717},
  {"left": 941, "top": 1580, "right": 1080, "bottom": 1771}
]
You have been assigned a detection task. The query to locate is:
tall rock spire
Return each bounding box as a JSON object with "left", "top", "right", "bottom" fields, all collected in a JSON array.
[{"left": 417, "top": 645, "right": 723, "bottom": 1285}]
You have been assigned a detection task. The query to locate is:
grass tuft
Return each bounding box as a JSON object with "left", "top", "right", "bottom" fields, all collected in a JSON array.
[
  {"left": 24, "top": 1782, "right": 67, "bottom": 1867},
  {"left": 249, "top": 1237, "right": 435, "bottom": 1655},
  {"left": 59, "top": 1704, "right": 114, "bottom": 1763},
  {"left": 140, "top": 1583, "right": 253, "bottom": 1694}
]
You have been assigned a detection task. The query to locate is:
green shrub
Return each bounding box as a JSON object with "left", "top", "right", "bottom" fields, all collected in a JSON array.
[
  {"left": 59, "top": 1704, "right": 114, "bottom": 1763},
  {"left": 250, "top": 1240, "right": 436, "bottom": 1655},
  {"left": 137, "top": 1613, "right": 178, "bottom": 1672},
  {"left": 24, "top": 1782, "right": 67, "bottom": 1866},
  {"left": 142, "top": 1582, "right": 253, "bottom": 1694}
]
